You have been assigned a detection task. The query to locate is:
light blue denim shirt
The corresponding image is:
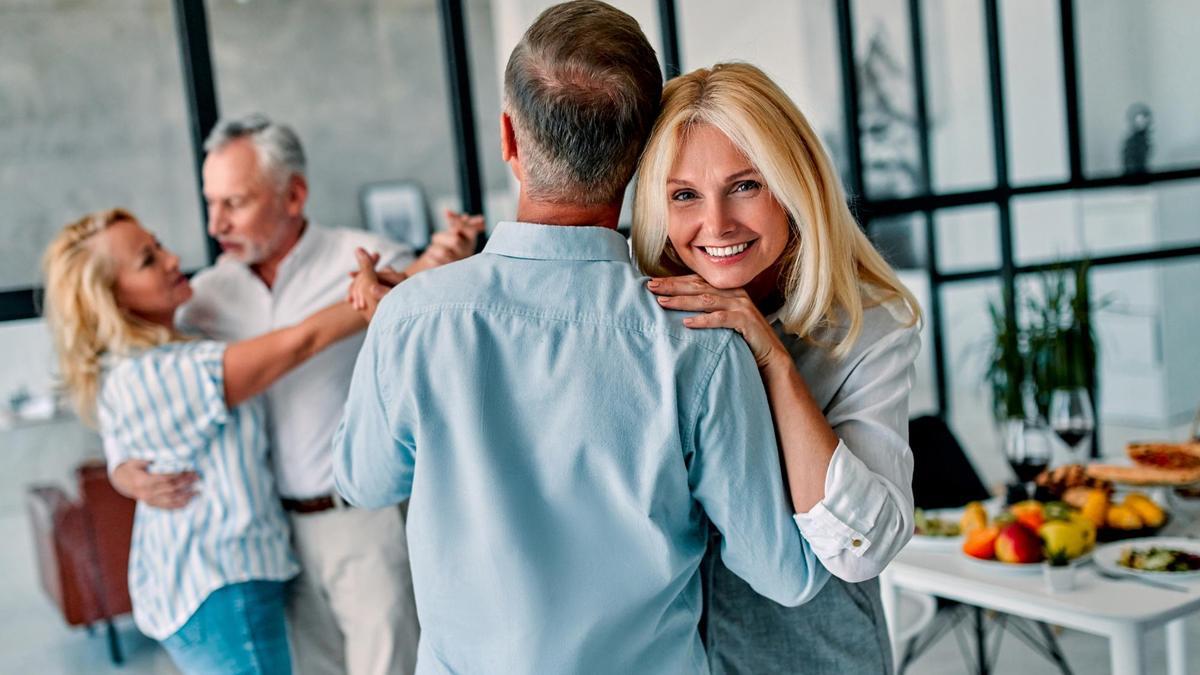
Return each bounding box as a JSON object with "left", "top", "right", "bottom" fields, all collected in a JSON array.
[{"left": 333, "top": 222, "right": 829, "bottom": 674}]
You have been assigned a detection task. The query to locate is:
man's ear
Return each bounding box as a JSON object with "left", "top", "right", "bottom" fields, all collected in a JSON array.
[
  {"left": 284, "top": 173, "right": 308, "bottom": 217},
  {"left": 500, "top": 112, "right": 523, "bottom": 182}
]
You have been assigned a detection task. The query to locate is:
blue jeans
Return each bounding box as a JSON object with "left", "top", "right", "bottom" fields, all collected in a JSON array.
[{"left": 161, "top": 580, "right": 292, "bottom": 675}]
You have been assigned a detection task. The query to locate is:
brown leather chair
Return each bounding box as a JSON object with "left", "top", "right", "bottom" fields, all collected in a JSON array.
[{"left": 26, "top": 459, "right": 135, "bottom": 664}]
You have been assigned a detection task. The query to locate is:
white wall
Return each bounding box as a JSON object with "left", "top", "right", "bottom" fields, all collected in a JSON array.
[
  {"left": 676, "top": 0, "right": 845, "bottom": 166},
  {"left": 0, "top": 320, "right": 99, "bottom": 515}
]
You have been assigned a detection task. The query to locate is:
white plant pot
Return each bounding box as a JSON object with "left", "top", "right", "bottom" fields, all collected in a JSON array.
[{"left": 1043, "top": 563, "right": 1076, "bottom": 593}]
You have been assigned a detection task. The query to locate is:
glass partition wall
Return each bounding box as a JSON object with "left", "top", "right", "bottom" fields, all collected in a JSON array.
[{"left": 3, "top": 0, "right": 1199, "bottom": 482}]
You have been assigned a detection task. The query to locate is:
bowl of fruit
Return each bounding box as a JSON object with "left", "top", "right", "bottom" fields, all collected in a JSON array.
[
  {"left": 1035, "top": 465, "right": 1169, "bottom": 541},
  {"left": 960, "top": 500, "right": 1095, "bottom": 573}
]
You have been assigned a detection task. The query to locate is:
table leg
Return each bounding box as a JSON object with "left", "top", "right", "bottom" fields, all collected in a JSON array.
[
  {"left": 879, "top": 573, "right": 901, "bottom": 670},
  {"left": 1167, "top": 618, "right": 1187, "bottom": 675},
  {"left": 974, "top": 606, "right": 988, "bottom": 675},
  {"left": 1109, "top": 624, "right": 1146, "bottom": 675}
]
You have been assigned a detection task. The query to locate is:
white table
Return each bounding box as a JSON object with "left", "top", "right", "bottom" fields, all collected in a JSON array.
[{"left": 881, "top": 546, "right": 1200, "bottom": 674}]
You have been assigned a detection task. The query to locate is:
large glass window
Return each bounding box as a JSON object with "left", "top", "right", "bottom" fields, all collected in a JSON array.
[
  {"left": 852, "top": 0, "right": 923, "bottom": 199},
  {"left": 1013, "top": 179, "right": 1200, "bottom": 265},
  {"left": 1000, "top": 0, "right": 1069, "bottom": 186},
  {"left": 1076, "top": 0, "right": 1200, "bottom": 177},
  {"left": 1092, "top": 258, "right": 1200, "bottom": 446},
  {"left": 0, "top": 0, "right": 204, "bottom": 291},
  {"left": 867, "top": 214, "right": 939, "bottom": 416},
  {"left": 935, "top": 205, "right": 1000, "bottom": 274},
  {"left": 942, "top": 280, "right": 1008, "bottom": 485},
  {"left": 921, "top": 0, "right": 996, "bottom": 193}
]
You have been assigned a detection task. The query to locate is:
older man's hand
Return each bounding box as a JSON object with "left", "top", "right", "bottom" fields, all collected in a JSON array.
[
  {"left": 347, "top": 248, "right": 405, "bottom": 322},
  {"left": 405, "top": 210, "right": 485, "bottom": 275},
  {"left": 111, "top": 459, "right": 198, "bottom": 509}
]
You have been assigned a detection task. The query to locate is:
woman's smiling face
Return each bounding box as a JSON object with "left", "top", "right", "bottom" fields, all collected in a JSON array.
[{"left": 665, "top": 123, "right": 791, "bottom": 295}]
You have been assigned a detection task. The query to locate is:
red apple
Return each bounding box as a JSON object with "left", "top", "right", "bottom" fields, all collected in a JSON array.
[{"left": 994, "top": 523, "right": 1044, "bottom": 563}]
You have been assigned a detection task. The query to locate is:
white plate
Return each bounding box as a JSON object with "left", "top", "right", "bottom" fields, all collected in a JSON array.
[
  {"left": 910, "top": 499, "right": 1004, "bottom": 552},
  {"left": 910, "top": 506, "right": 965, "bottom": 551},
  {"left": 960, "top": 555, "right": 1044, "bottom": 574},
  {"left": 960, "top": 551, "right": 1093, "bottom": 574},
  {"left": 910, "top": 532, "right": 964, "bottom": 551},
  {"left": 1093, "top": 537, "right": 1200, "bottom": 579}
]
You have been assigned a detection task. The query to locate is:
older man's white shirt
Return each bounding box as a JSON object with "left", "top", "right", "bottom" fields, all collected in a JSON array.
[{"left": 178, "top": 223, "right": 413, "bottom": 498}]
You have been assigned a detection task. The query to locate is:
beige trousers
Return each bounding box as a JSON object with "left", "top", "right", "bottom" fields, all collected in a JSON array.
[{"left": 286, "top": 505, "right": 419, "bottom": 675}]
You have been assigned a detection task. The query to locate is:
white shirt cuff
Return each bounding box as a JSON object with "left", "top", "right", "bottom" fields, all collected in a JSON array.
[{"left": 793, "top": 440, "right": 888, "bottom": 558}]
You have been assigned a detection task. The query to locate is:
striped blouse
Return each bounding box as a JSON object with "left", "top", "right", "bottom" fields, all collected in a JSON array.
[{"left": 97, "top": 340, "right": 298, "bottom": 640}]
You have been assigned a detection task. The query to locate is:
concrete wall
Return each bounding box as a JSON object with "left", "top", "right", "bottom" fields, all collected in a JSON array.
[
  {"left": 207, "top": 0, "right": 509, "bottom": 231},
  {"left": 0, "top": 0, "right": 508, "bottom": 513},
  {"left": 0, "top": 0, "right": 206, "bottom": 291},
  {"left": 0, "top": 0, "right": 510, "bottom": 296}
]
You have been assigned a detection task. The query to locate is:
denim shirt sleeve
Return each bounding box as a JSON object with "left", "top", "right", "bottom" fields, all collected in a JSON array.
[
  {"left": 332, "top": 315, "right": 417, "bottom": 508},
  {"left": 687, "top": 334, "right": 830, "bottom": 607}
]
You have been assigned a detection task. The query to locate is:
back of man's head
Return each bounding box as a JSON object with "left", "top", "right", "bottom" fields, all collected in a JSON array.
[{"left": 505, "top": 0, "right": 662, "bottom": 206}]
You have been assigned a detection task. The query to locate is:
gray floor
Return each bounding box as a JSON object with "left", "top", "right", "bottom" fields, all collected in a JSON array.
[
  {"left": 4, "top": 506, "right": 1197, "bottom": 674},
  {"left": 1, "top": 512, "right": 178, "bottom": 674}
]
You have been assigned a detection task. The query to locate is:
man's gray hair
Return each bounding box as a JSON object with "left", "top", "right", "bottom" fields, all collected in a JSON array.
[
  {"left": 504, "top": 1, "right": 662, "bottom": 206},
  {"left": 204, "top": 113, "right": 306, "bottom": 192}
]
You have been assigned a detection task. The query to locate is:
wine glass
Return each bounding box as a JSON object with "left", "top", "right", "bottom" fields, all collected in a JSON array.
[
  {"left": 1049, "top": 387, "right": 1095, "bottom": 461},
  {"left": 1003, "top": 418, "right": 1053, "bottom": 502}
]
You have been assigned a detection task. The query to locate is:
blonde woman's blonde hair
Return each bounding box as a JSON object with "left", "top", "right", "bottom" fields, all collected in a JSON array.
[
  {"left": 633, "top": 62, "right": 920, "bottom": 357},
  {"left": 42, "top": 208, "right": 179, "bottom": 425}
]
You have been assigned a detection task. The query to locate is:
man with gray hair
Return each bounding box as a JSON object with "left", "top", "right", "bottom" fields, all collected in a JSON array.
[
  {"left": 333, "top": 2, "right": 828, "bottom": 672},
  {"left": 112, "top": 113, "right": 481, "bottom": 675}
]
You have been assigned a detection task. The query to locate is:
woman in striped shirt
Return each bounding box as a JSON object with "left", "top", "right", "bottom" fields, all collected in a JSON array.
[{"left": 43, "top": 208, "right": 368, "bottom": 675}]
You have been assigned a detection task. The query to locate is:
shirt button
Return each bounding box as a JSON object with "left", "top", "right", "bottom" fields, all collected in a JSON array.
[{"left": 851, "top": 538, "right": 863, "bottom": 548}]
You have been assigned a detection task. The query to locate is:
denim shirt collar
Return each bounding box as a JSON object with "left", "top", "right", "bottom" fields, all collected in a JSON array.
[{"left": 484, "top": 221, "right": 630, "bottom": 263}]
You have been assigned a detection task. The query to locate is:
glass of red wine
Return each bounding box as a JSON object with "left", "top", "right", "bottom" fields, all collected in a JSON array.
[
  {"left": 1049, "top": 387, "right": 1095, "bottom": 461},
  {"left": 1003, "top": 418, "right": 1053, "bottom": 502}
]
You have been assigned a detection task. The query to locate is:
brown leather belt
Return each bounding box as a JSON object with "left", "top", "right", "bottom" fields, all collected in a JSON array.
[{"left": 281, "top": 494, "right": 348, "bottom": 514}]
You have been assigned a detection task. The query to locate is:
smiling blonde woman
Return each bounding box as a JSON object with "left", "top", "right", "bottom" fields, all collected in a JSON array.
[{"left": 633, "top": 62, "right": 922, "bottom": 673}]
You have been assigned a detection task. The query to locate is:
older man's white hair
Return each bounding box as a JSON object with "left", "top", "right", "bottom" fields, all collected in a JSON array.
[{"left": 204, "top": 113, "right": 306, "bottom": 192}]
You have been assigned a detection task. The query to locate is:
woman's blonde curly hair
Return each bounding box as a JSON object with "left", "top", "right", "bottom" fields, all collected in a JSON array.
[{"left": 42, "top": 209, "right": 179, "bottom": 425}]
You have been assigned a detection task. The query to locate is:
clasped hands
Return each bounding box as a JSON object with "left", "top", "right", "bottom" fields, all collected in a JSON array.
[{"left": 348, "top": 210, "right": 484, "bottom": 322}]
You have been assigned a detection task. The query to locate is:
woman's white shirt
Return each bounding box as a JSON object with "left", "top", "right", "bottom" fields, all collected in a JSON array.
[{"left": 783, "top": 296, "right": 921, "bottom": 582}]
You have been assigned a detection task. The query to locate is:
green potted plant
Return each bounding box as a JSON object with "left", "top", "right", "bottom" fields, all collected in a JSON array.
[
  {"left": 985, "top": 263, "right": 1100, "bottom": 424},
  {"left": 987, "top": 263, "right": 1101, "bottom": 480},
  {"left": 1042, "top": 547, "right": 1076, "bottom": 593},
  {"left": 1024, "top": 263, "right": 1098, "bottom": 419}
]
